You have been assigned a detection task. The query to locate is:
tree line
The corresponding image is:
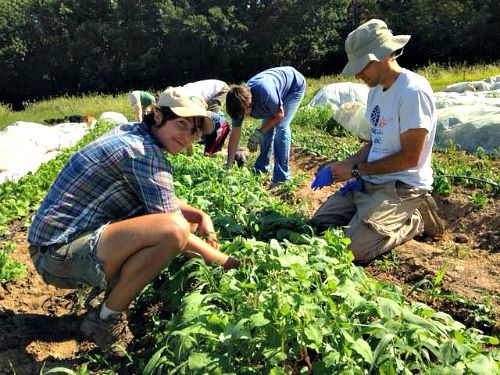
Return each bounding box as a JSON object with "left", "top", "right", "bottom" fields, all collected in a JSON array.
[{"left": 1, "top": 0, "right": 498, "bottom": 109}]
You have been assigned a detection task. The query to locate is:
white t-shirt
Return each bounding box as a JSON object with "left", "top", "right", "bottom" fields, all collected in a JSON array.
[
  {"left": 182, "top": 79, "right": 227, "bottom": 105},
  {"left": 363, "top": 69, "right": 437, "bottom": 190}
]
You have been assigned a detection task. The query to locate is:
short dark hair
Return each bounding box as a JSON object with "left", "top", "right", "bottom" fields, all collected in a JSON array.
[
  {"left": 143, "top": 106, "right": 179, "bottom": 129},
  {"left": 226, "top": 86, "right": 252, "bottom": 119}
]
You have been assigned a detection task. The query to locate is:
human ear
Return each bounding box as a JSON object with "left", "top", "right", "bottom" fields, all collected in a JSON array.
[{"left": 153, "top": 108, "right": 163, "bottom": 125}]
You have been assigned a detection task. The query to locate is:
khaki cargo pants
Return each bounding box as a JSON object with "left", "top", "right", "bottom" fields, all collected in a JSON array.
[{"left": 311, "top": 180, "right": 427, "bottom": 264}]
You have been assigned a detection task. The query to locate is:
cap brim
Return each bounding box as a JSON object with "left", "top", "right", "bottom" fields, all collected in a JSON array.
[
  {"left": 170, "top": 106, "right": 215, "bottom": 134},
  {"left": 341, "top": 54, "right": 373, "bottom": 77}
]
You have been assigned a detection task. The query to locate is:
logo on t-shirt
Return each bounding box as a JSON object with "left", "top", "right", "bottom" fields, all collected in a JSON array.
[{"left": 370, "top": 106, "right": 380, "bottom": 127}]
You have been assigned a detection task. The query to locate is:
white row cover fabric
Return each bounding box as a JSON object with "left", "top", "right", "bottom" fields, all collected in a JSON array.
[
  {"left": 332, "top": 102, "right": 371, "bottom": 141},
  {"left": 435, "top": 90, "right": 500, "bottom": 109},
  {"left": 307, "top": 82, "right": 369, "bottom": 110},
  {"left": 441, "top": 75, "right": 500, "bottom": 93},
  {"left": 307, "top": 82, "right": 370, "bottom": 140},
  {"left": 435, "top": 105, "right": 500, "bottom": 153},
  {"left": 0, "top": 121, "right": 90, "bottom": 183},
  {"left": 434, "top": 76, "right": 500, "bottom": 153},
  {"left": 99, "top": 111, "right": 128, "bottom": 124}
]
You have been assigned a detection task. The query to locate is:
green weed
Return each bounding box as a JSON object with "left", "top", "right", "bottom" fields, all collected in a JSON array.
[
  {"left": 0, "top": 242, "right": 26, "bottom": 283},
  {"left": 469, "top": 192, "right": 489, "bottom": 210}
]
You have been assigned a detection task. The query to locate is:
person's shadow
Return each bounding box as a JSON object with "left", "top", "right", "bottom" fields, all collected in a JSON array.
[{"left": 0, "top": 309, "right": 86, "bottom": 373}]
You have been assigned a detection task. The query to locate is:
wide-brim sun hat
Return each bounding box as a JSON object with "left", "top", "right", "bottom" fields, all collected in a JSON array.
[
  {"left": 157, "top": 86, "right": 215, "bottom": 134},
  {"left": 341, "top": 19, "right": 410, "bottom": 77}
]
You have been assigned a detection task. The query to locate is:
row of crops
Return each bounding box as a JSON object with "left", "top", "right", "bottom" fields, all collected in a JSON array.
[{"left": 0, "top": 115, "right": 499, "bottom": 373}]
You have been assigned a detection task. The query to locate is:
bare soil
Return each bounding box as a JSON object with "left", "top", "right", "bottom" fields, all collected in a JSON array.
[{"left": 0, "top": 147, "right": 498, "bottom": 373}]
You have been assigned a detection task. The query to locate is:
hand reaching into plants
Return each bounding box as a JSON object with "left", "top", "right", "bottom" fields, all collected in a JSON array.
[
  {"left": 197, "top": 214, "right": 219, "bottom": 249},
  {"left": 222, "top": 256, "right": 253, "bottom": 270},
  {"left": 222, "top": 256, "right": 241, "bottom": 270},
  {"left": 247, "top": 128, "right": 262, "bottom": 152},
  {"left": 235, "top": 150, "right": 247, "bottom": 167},
  {"left": 311, "top": 165, "right": 333, "bottom": 190}
]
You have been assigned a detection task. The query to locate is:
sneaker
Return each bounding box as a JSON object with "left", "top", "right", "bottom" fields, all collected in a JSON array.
[
  {"left": 80, "top": 309, "right": 133, "bottom": 357},
  {"left": 83, "top": 287, "right": 106, "bottom": 310},
  {"left": 417, "top": 194, "right": 444, "bottom": 240}
]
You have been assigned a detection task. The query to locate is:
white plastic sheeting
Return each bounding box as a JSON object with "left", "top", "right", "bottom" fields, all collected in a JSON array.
[
  {"left": 332, "top": 102, "right": 371, "bottom": 141},
  {"left": 435, "top": 105, "right": 500, "bottom": 153},
  {"left": 434, "top": 76, "right": 500, "bottom": 153},
  {"left": 307, "top": 82, "right": 370, "bottom": 139},
  {"left": 307, "top": 82, "right": 369, "bottom": 110},
  {"left": 99, "top": 111, "right": 128, "bottom": 124},
  {"left": 441, "top": 75, "right": 500, "bottom": 93},
  {"left": 0, "top": 121, "right": 90, "bottom": 183},
  {"left": 434, "top": 90, "right": 500, "bottom": 109}
]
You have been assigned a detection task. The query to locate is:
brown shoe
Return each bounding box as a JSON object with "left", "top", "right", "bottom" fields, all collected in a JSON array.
[
  {"left": 81, "top": 309, "right": 133, "bottom": 357},
  {"left": 417, "top": 194, "right": 444, "bottom": 239}
]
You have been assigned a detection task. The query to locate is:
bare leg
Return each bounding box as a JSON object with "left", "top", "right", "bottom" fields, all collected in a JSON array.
[{"left": 95, "top": 213, "right": 190, "bottom": 311}]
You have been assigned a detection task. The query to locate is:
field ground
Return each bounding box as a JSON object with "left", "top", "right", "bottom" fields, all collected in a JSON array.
[
  {"left": 0, "top": 146, "right": 498, "bottom": 374},
  {"left": 1, "top": 64, "right": 499, "bottom": 372}
]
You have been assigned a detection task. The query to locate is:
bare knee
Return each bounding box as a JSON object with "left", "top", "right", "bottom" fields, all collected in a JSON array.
[{"left": 155, "top": 213, "right": 190, "bottom": 251}]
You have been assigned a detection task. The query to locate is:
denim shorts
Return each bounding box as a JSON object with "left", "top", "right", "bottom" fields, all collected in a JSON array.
[{"left": 29, "top": 225, "right": 108, "bottom": 290}]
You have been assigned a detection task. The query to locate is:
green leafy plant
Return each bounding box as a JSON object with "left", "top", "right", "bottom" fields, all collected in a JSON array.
[
  {"left": 0, "top": 242, "right": 26, "bottom": 283},
  {"left": 469, "top": 192, "right": 489, "bottom": 210}
]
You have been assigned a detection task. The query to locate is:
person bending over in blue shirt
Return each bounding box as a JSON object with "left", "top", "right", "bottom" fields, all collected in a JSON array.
[{"left": 225, "top": 66, "right": 306, "bottom": 186}]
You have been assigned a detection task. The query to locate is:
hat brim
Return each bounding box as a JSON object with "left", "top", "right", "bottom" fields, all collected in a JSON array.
[
  {"left": 341, "top": 35, "right": 410, "bottom": 77},
  {"left": 169, "top": 106, "right": 215, "bottom": 135}
]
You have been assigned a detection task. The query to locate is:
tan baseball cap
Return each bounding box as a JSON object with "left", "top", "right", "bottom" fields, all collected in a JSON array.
[
  {"left": 342, "top": 19, "right": 410, "bottom": 77},
  {"left": 157, "top": 86, "right": 215, "bottom": 134}
]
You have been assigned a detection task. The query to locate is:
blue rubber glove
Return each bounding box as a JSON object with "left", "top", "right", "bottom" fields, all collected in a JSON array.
[
  {"left": 247, "top": 128, "right": 262, "bottom": 152},
  {"left": 340, "top": 179, "right": 364, "bottom": 196},
  {"left": 311, "top": 166, "right": 333, "bottom": 190}
]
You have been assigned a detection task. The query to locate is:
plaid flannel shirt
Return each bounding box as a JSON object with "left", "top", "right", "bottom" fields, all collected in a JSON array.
[{"left": 28, "top": 122, "right": 179, "bottom": 246}]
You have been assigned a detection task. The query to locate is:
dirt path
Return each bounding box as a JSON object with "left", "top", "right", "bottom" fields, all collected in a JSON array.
[
  {"left": 0, "top": 230, "right": 94, "bottom": 374},
  {"left": 0, "top": 147, "right": 499, "bottom": 373}
]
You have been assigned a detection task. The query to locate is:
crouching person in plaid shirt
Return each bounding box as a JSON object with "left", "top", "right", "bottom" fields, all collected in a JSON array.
[{"left": 27, "top": 87, "right": 240, "bottom": 357}]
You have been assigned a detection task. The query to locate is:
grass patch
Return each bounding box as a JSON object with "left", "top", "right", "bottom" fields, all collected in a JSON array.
[
  {"left": 417, "top": 62, "right": 500, "bottom": 92},
  {"left": 0, "top": 93, "right": 134, "bottom": 131}
]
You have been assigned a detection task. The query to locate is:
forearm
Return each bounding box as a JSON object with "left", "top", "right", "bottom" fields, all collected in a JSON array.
[
  {"left": 330, "top": 142, "right": 395, "bottom": 182},
  {"left": 133, "top": 105, "right": 142, "bottom": 122},
  {"left": 359, "top": 151, "right": 416, "bottom": 176},
  {"left": 178, "top": 201, "right": 203, "bottom": 224},
  {"left": 359, "top": 128, "right": 427, "bottom": 176},
  {"left": 226, "top": 128, "right": 241, "bottom": 167},
  {"left": 260, "top": 114, "right": 283, "bottom": 133},
  {"left": 184, "top": 233, "right": 238, "bottom": 269},
  {"left": 344, "top": 142, "right": 371, "bottom": 165}
]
